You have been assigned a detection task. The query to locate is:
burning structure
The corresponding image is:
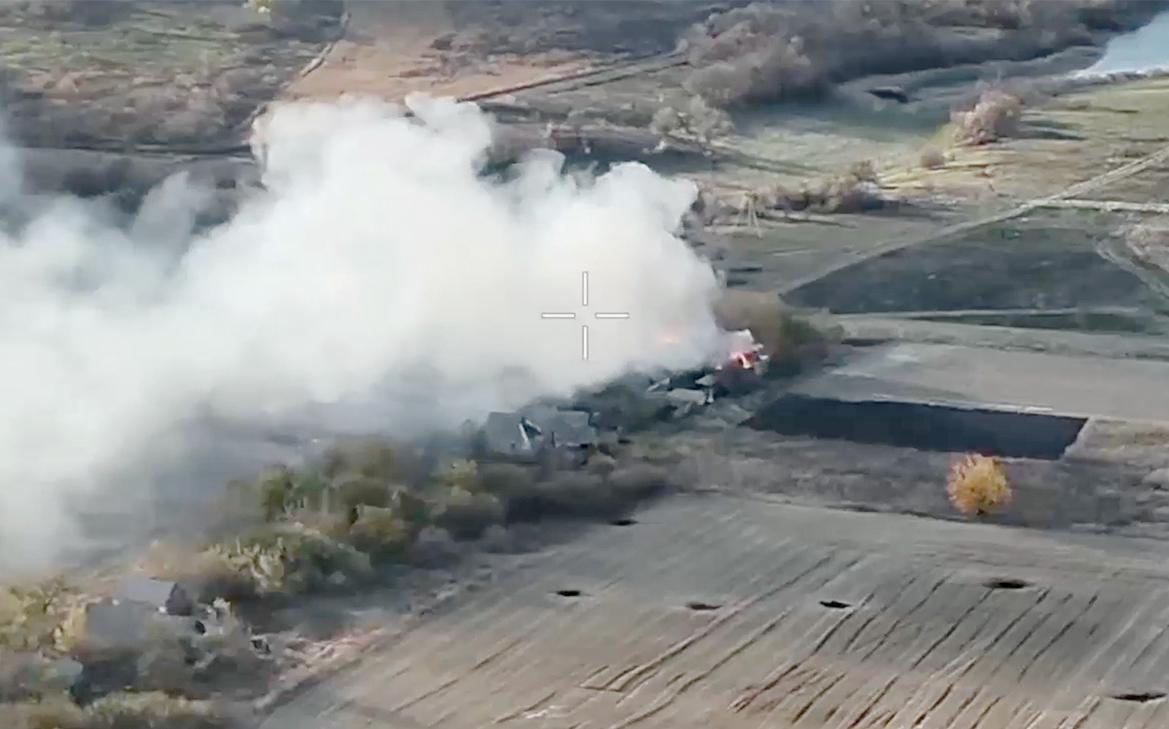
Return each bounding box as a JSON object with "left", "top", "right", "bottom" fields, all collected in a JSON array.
[
  {"left": 475, "top": 328, "right": 771, "bottom": 470},
  {"left": 714, "top": 329, "right": 770, "bottom": 393}
]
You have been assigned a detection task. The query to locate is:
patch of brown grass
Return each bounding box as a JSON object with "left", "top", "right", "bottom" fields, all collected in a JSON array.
[
  {"left": 920, "top": 147, "right": 947, "bottom": 169},
  {"left": 0, "top": 691, "right": 229, "bottom": 729},
  {"left": 947, "top": 454, "right": 1012, "bottom": 517},
  {"left": 735, "top": 170, "right": 886, "bottom": 219},
  {"left": 0, "top": 579, "right": 89, "bottom": 655}
]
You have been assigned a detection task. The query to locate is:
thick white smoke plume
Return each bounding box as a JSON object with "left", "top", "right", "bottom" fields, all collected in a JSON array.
[{"left": 0, "top": 95, "right": 726, "bottom": 574}]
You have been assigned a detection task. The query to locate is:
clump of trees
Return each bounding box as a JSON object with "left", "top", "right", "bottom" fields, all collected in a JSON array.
[
  {"left": 724, "top": 161, "right": 887, "bottom": 229},
  {"left": 171, "top": 438, "right": 673, "bottom": 604},
  {"left": 0, "top": 691, "right": 229, "bottom": 729},
  {"left": 649, "top": 95, "right": 735, "bottom": 148},
  {"left": 950, "top": 88, "right": 1024, "bottom": 145},
  {"left": 0, "top": 435, "right": 676, "bottom": 724}
]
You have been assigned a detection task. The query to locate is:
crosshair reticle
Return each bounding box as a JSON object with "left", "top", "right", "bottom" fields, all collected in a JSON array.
[{"left": 541, "top": 271, "right": 630, "bottom": 360}]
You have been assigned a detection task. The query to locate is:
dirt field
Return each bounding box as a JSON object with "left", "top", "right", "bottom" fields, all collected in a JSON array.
[
  {"left": 282, "top": 1, "right": 592, "bottom": 104},
  {"left": 260, "top": 493, "right": 1169, "bottom": 729},
  {"left": 245, "top": 15, "right": 1169, "bottom": 729},
  {"left": 7, "top": 5, "right": 1169, "bottom": 728},
  {"left": 0, "top": 1, "right": 335, "bottom": 147}
]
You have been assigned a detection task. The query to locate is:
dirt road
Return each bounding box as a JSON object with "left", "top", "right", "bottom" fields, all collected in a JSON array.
[{"left": 779, "top": 141, "right": 1169, "bottom": 297}]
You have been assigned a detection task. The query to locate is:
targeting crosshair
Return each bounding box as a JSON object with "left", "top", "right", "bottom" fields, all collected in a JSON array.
[{"left": 541, "top": 272, "right": 630, "bottom": 361}]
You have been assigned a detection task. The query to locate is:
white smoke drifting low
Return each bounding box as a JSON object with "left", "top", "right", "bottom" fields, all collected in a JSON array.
[{"left": 0, "top": 95, "right": 727, "bottom": 575}]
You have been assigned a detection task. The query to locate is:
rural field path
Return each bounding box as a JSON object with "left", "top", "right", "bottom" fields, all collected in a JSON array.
[
  {"left": 836, "top": 315, "right": 1169, "bottom": 360},
  {"left": 778, "top": 141, "right": 1169, "bottom": 296}
]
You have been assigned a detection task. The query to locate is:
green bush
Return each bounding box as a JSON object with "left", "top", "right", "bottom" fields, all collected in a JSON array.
[
  {"left": 197, "top": 524, "right": 372, "bottom": 599},
  {"left": 226, "top": 465, "right": 328, "bottom": 523},
  {"left": 322, "top": 439, "right": 404, "bottom": 482},
  {"left": 476, "top": 463, "right": 539, "bottom": 503},
  {"left": 0, "top": 579, "right": 85, "bottom": 654},
  {"left": 432, "top": 488, "right": 505, "bottom": 540},
  {"left": 388, "top": 489, "right": 430, "bottom": 528},
  {"left": 435, "top": 458, "right": 480, "bottom": 493},
  {"left": 0, "top": 690, "right": 230, "bottom": 729},
  {"left": 332, "top": 476, "right": 392, "bottom": 517},
  {"left": 537, "top": 472, "right": 621, "bottom": 518},
  {"left": 347, "top": 506, "right": 414, "bottom": 561}
]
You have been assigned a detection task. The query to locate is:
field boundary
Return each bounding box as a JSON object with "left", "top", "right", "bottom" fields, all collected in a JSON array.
[{"left": 779, "top": 142, "right": 1169, "bottom": 295}]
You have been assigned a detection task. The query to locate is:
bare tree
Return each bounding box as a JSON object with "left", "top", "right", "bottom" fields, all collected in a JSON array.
[{"left": 649, "top": 95, "right": 734, "bottom": 153}]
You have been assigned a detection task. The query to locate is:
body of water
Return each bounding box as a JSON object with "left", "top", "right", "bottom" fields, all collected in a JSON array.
[{"left": 1077, "top": 10, "right": 1169, "bottom": 77}]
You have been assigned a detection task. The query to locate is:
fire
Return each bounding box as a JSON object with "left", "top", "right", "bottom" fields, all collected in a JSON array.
[
  {"left": 718, "top": 329, "right": 768, "bottom": 373},
  {"left": 731, "top": 351, "right": 756, "bottom": 369}
]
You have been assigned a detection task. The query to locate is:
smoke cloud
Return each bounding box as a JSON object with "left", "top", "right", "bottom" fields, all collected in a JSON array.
[{"left": 0, "top": 95, "right": 726, "bottom": 575}]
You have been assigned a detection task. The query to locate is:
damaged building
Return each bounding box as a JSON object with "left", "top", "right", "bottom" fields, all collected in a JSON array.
[
  {"left": 479, "top": 407, "right": 599, "bottom": 467},
  {"left": 476, "top": 331, "right": 770, "bottom": 466}
]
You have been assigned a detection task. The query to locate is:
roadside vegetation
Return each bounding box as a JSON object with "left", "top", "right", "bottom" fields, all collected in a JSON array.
[
  {"left": 159, "top": 439, "right": 674, "bottom": 605},
  {"left": 0, "top": 691, "right": 229, "bottom": 729},
  {"left": 0, "top": 436, "right": 676, "bottom": 726}
]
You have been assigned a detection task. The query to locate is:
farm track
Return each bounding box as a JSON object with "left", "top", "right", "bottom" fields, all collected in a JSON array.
[{"left": 778, "top": 142, "right": 1169, "bottom": 296}]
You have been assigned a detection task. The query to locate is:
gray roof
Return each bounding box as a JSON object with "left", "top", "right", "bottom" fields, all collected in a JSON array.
[
  {"left": 667, "top": 388, "right": 709, "bottom": 406},
  {"left": 484, "top": 408, "right": 597, "bottom": 454},
  {"left": 482, "top": 411, "right": 538, "bottom": 456},
  {"left": 113, "top": 577, "right": 180, "bottom": 607},
  {"left": 82, "top": 601, "right": 153, "bottom": 649},
  {"left": 112, "top": 577, "right": 192, "bottom": 614},
  {"left": 535, "top": 410, "right": 597, "bottom": 448}
]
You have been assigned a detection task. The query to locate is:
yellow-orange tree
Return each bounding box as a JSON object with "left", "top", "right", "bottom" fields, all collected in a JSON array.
[{"left": 947, "top": 453, "right": 1011, "bottom": 517}]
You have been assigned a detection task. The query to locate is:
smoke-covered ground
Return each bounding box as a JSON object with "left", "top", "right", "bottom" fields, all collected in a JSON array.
[{"left": 0, "top": 95, "right": 729, "bottom": 576}]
